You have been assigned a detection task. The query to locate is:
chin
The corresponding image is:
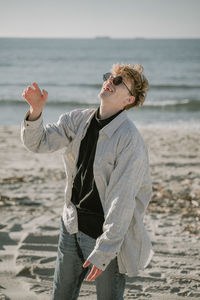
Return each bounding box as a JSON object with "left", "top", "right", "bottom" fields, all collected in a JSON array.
[
  {"left": 98, "top": 91, "right": 112, "bottom": 102},
  {"left": 98, "top": 91, "right": 106, "bottom": 101}
]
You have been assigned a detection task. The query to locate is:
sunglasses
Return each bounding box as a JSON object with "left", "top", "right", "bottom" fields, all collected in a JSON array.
[{"left": 103, "top": 72, "right": 133, "bottom": 96}]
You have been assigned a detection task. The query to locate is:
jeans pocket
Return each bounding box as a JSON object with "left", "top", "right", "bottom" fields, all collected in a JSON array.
[{"left": 58, "top": 217, "right": 76, "bottom": 254}]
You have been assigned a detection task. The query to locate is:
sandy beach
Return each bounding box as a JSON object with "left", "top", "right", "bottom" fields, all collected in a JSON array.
[{"left": 0, "top": 124, "right": 200, "bottom": 300}]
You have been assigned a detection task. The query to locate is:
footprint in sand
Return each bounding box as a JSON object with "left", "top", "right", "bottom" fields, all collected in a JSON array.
[{"left": 15, "top": 221, "right": 59, "bottom": 295}]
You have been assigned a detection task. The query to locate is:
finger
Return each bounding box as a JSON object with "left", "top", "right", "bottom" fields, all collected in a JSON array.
[
  {"left": 95, "top": 272, "right": 102, "bottom": 281},
  {"left": 42, "top": 89, "right": 48, "bottom": 101},
  {"left": 27, "top": 86, "right": 34, "bottom": 92},
  {"left": 91, "top": 269, "right": 102, "bottom": 281},
  {"left": 22, "top": 89, "right": 29, "bottom": 98},
  {"left": 32, "top": 82, "right": 41, "bottom": 92},
  {"left": 86, "top": 267, "right": 96, "bottom": 281},
  {"left": 83, "top": 260, "right": 91, "bottom": 268},
  {"left": 87, "top": 269, "right": 101, "bottom": 281},
  {"left": 88, "top": 269, "right": 99, "bottom": 281},
  {"left": 86, "top": 266, "right": 101, "bottom": 281}
]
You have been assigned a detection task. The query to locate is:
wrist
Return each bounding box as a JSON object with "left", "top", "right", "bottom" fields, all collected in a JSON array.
[{"left": 28, "top": 108, "right": 43, "bottom": 121}]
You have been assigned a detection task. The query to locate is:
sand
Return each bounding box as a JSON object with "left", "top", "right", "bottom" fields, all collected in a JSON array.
[{"left": 0, "top": 124, "right": 200, "bottom": 300}]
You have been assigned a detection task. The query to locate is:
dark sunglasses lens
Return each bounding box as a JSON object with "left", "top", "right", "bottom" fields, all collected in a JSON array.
[
  {"left": 103, "top": 72, "right": 112, "bottom": 81},
  {"left": 113, "top": 76, "right": 122, "bottom": 86}
]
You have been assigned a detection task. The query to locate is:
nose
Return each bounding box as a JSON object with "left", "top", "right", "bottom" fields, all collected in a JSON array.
[{"left": 107, "top": 76, "right": 114, "bottom": 83}]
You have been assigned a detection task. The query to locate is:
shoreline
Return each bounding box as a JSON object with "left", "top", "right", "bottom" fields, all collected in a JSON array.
[
  {"left": 0, "top": 125, "right": 200, "bottom": 299},
  {"left": 0, "top": 102, "right": 200, "bottom": 129}
]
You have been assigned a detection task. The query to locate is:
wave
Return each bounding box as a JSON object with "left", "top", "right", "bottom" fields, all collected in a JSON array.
[
  {"left": 0, "top": 98, "right": 95, "bottom": 107},
  {"left": 150, "top": 84, "right": 200, "bottom": 89},
  {"left": 0, "top": 82, "right": 102, "bottom": 88},
  {"left": 144, "top": 99, "right": 200, "bottom": 111},
  {"left": 145, "top": 99, "right": 190, "bottom": 107},
  {"left": 0, "top": 63, "right": 13, "bottom": 67},
  {"left": 0, "top": 82, "right": 200, "bottom": 90},
  {"left": 1, "top": 98, "right": 200, "bottom": 110}
]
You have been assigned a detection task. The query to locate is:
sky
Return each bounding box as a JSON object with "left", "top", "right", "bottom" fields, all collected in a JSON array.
[{"left": 0, "top": 0, "right": 200, "bottom": 39}]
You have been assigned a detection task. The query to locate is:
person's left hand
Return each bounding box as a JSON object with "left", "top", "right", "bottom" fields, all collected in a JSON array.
[{"left": 83, "top": 260, "right": 103, "bottom": 281}]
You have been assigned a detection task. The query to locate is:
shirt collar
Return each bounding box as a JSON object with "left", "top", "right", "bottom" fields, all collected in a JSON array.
[
  {"left": 95, "top": 107, "right": 123, "bottom": 128},
  {"left": 86, "top": 107, "right": 128, "bottom": 138},
  {"left": 101, "top": 109, "right": 127, "bottom": 138}
]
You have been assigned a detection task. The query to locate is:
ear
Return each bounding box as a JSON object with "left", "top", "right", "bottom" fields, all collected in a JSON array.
[
  {"left": 127, "top": 96, "right": 135, "bottom": 105},
  {"left": 123, "top": 96, "right": 135, "bottom": 108}
]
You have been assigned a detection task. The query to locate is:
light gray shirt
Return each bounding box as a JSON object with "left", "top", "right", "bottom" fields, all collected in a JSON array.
[{"left": 21, "top": 108, "right": 154, "bottom": 277}]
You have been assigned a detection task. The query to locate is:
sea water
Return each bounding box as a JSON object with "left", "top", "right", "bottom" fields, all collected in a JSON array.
[{"left": 0, "top": 37, "right": 200, "bottom": 128}]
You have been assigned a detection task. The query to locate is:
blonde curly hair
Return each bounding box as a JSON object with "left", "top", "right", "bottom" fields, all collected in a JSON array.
[{"left": 111, "top": 63, "right": 149, "bottom": 109}]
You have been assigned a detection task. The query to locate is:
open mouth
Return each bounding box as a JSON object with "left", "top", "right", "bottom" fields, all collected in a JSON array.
[{"left": 103, "top": 84, "right": 114, "bottom": 92}]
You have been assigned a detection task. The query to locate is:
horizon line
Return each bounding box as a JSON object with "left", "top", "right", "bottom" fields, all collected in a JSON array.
[{"left": 0, "top": 36, "right": 200, "bottom": 40}]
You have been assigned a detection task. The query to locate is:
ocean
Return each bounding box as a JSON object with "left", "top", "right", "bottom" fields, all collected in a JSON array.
[{"left": 0, "top": 37, "right": 200, "bottom": 128}]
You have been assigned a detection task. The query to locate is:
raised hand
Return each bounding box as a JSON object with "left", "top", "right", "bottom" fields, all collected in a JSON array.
[
  {"left": 22, "top": 82, "right": 48, "bottom": 109},
  {"left": 22, "top": 82, "right": 48, "bottom": 120}
]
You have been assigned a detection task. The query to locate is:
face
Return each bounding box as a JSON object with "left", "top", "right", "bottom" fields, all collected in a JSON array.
[{"left": 98, "top": 72, "right": 135, "bottom": 109}]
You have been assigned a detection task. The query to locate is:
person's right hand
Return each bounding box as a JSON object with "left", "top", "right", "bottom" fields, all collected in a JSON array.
[{"left": 22, "top": 82, "right": 48, "bottom": 114}]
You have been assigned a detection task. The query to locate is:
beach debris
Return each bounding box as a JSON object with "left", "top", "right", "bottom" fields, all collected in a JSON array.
[
  {"left": 0, "top": 194, "right": 41, "bottom": 207},
  {"left": 149, "top": 182, "right": 200, "bottom": 234},
  {"left": 16, "top": 266, "right": 36, "bottom": 279}
]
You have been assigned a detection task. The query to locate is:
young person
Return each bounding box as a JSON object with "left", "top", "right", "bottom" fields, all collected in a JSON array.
[{"left": 21, "top": 63, "right": 153, "bottom": 300}]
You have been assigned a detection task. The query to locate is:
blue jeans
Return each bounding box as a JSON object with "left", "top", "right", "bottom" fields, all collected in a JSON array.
[{"left": 51, "top": 217, "right": 126, "bottom": 300}]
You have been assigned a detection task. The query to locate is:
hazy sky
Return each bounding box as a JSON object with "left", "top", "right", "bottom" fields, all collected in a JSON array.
[{"left": 0, "top": 0, "right": 200, "bottom": 38}]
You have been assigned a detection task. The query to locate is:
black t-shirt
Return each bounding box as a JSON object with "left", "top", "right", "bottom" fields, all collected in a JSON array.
[{"left": 71, "top": 107, "right": 123, "bottom": 239}]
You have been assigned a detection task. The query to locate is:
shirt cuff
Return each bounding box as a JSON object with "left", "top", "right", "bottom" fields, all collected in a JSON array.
[
  {"left": 23, "top": 110, "right": 43, "bottom": 128},
  {"left": 87, "top": 249, "right": 117, "bottom": 271}
]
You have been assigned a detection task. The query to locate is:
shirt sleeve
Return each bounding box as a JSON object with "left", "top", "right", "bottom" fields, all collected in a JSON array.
[
  {"left": 21, "top": 110, "right": 76, "bottom": 153},
  {"left": 86, "top": 137, "right": 149, "bottom": 271}
]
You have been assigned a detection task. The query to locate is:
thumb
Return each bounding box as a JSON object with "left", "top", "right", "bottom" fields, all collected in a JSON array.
[
  {"left": 42, "top": 89, "right": 48, "bottom": 101},
  {"left": 83, "top": 260, "right": 91, "bottom": 268}
]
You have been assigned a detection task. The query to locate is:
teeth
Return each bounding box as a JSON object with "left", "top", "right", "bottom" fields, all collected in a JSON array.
[{"left": 103, "top": 86, "right": 113, "bottom": 92}]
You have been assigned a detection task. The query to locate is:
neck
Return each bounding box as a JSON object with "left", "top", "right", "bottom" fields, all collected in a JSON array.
[{"left": 99, "top": 103, "right": 123, "bottom": 120}]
